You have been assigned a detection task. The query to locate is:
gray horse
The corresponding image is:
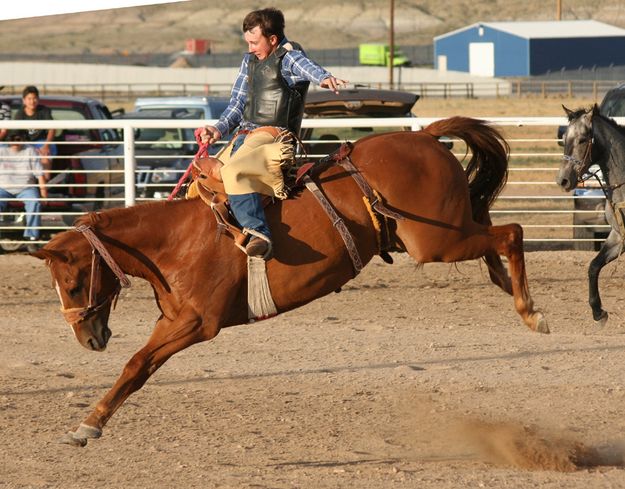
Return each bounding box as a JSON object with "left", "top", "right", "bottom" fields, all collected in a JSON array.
[{"left": 556, "top": 104, "right": 625, "bottom": 324}]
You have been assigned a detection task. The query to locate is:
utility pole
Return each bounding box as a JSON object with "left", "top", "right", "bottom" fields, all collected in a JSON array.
[
  {"left": 556, "top": 0, "right": 562, "bottom": 20},
  {"left": 389, "top": 0, "right": 395, "bottom": 89}
]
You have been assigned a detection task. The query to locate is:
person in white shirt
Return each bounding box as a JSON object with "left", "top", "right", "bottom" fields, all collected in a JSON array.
[{"left": 0, "top": 131, "right": 48, "bottom": 240}]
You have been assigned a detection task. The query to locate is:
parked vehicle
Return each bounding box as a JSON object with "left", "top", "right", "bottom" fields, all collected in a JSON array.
[
  {"left": 133, "top": 96, "right": 229, "bottom": 119},
  {"left": 558, "top": 85, "right": 625, "bottom": 250},
  {"left": 358, "top": 44, "right": 410, "bottom": 67},
  {"left": 69, "top": 96, "right": 231, "bottom": 201},
  {"left": 302, "top": 87, "right": 433, "bottom": 157},
  {"left": 0, "top": 95, "right": 121, "bottom": 251},
  {"left": 117, "top": 108, "right": 202, "bottom": 199}
]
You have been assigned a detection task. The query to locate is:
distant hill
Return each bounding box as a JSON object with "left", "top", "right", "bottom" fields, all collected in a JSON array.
[{"left": 1, "top": 0, "right": 624, "bottom": 55}]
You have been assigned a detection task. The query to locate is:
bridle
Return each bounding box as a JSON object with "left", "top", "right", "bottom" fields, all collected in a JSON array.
[
  {"left": 59, "top": 225, "right": 131, "bottom": 325},
  {"left": 562, "top": 132, "right": 594, "bottom": 183}
]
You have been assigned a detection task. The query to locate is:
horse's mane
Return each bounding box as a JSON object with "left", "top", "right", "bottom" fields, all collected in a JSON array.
[
  {"left": 598, "top": 112, "right": 625, "bottom": 137},
  {"left": 74, "top": 199, "right": 194, "bottom": 230},
  {"left": 572, "top": 106, "right": 625, "bottom": 138}
]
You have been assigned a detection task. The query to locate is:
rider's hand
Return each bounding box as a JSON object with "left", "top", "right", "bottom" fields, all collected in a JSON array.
[
  {"left": 199, "top": 126, "right": 221, "bottom": 145},
  {"left": 320, "top": 76, "right": 348, "bottom": 94}
]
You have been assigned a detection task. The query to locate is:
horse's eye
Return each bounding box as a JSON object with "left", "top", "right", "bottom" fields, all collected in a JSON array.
[{"left": 69, "top": 285, "right": 82, "bottom": 297}]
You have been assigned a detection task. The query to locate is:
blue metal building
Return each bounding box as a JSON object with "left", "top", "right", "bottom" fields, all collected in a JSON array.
[{"left": 434, "top": 20, "right": 625, "bottom": 77}]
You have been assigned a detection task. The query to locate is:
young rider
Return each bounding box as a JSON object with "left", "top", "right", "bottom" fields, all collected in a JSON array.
[{"left": 198, "top": 7, "right": 347, "bottom": 259}]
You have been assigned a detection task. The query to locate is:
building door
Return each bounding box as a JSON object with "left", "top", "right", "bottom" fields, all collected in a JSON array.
[{"left": 469, "top": 42, "right": 494, "bottom": 77}]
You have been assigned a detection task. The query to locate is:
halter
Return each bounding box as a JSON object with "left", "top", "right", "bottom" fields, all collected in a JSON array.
[
  {"left": 60, "top": 225, "right": 131, "bottom": 325},
  {"left": 562, "top": 135, "right": 594, "bottom": 182}
]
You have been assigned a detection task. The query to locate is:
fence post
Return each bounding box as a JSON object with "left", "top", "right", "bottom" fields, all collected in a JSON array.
[{"left": 123, "top": 124, "right": 136, "bottom": 207}]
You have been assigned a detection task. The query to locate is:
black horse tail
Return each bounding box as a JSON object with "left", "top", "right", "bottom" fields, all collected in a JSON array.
[{"left": 423, "top": 117, "right": 509, "bottom": 223}]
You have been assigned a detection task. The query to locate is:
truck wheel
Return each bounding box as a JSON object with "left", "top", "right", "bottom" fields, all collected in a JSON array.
[{"left": 0, "top": 241, "right": 24, "bottom": 252}]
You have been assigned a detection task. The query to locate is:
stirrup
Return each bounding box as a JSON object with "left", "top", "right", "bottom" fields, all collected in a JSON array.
[{"left": 240, "top": 228, "right": 273, "bottom": 260}]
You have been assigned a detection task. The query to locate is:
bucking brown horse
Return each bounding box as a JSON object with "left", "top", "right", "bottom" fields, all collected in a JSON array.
[{"left": 33, "top": 117, "right": 547, "bottom": 446}]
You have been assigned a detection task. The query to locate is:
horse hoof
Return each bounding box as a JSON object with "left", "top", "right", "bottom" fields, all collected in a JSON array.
[
  {"left": 534, "top": 312, "right": 550, "bottom": 334},
  {"left": 594, "top": 311, "right": 609, "bottom": 327},
  {"left": 59, "top": 432, "right": 88, "bottom": 447},
  {"left": 74, "top": 423, "right": 102, "bottom": 439}
]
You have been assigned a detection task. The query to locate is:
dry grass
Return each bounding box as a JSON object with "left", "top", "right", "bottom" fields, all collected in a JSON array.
[{"left": 414, "top": 96, "right": 598, "bottom": 118}]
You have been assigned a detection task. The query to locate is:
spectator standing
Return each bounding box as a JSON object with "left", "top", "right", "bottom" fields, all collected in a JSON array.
[
  {"left": 0, "top": 131, "right": 48, "bottom": 244},
  {"left": 14, "top": 85, "right": 56, "bottom": 179}
]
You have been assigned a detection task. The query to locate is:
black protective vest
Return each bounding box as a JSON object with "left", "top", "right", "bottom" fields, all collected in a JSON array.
[{"left": 244, "top": 43, "right": 310, "bottom": 134}]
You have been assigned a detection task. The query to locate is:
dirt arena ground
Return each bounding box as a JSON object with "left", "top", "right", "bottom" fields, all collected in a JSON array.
[{"left": 2, "top": 250, "right": 625, "bottom": 488}]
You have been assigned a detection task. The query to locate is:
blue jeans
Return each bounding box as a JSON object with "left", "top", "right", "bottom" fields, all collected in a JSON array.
[
  {"left": 228, "top": 193, "right": 271, "bottom": 239},
  {"left": 0, "top": 187, "right": 42, "bottom": 239},
  {"left": 33, "top": 141, "right": 58, "bottom": 157},
  {"left": 227, "top": 131, "right": 271, "bottom": 239}
]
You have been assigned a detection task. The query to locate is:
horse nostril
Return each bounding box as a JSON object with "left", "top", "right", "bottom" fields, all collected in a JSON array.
[{"left": 87, "top": 338, "right": 96, "bottom": 350}]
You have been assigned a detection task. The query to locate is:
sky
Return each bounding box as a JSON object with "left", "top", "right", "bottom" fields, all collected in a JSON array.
[{"left": 0, "top": 0, "right": 189, "bottom": 21}]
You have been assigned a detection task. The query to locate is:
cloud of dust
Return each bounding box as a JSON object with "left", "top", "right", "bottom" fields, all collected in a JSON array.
[
  {"left": 388, "top": 394, "right": 625, "bottom": 472},
  {"left": 455, "top": 418, "right": 625, "bottom": 472}
]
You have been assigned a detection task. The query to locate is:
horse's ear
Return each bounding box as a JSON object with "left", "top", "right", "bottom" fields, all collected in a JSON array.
[
  {"left": 562, "top": 105, "right": 574, "bottom": 119},
  {"left": 30, "top": 249, "right": 69, "bottom": 263},
  {"left": 591, "top": 104, "right": 601, "bottom": 117}
]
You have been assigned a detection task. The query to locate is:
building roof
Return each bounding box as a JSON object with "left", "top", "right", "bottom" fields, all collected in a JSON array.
[{"left": 435, "top": 20, "right": 625, "bottom": 41}]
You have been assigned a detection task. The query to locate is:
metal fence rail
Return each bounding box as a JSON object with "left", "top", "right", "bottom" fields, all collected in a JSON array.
[
  {"left": 1, "top": 79, "right": 619, "bottom": 101},
  {"left": 1, "top": 116, "right": 623, "bottom": 250}
]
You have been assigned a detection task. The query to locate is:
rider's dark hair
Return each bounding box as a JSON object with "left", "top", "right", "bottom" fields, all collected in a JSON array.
[{"left": 243, "top": 8, "right": 285, "bottom": 40}]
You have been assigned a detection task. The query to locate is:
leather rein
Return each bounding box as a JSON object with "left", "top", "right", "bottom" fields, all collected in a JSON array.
[{"left": 60, "top": 225, "right": 131, "bottom": 325}]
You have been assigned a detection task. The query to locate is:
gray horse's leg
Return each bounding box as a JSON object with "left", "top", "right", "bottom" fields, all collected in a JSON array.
[{"left": 588, "top": 229, "right": 624, "bottom": 324}]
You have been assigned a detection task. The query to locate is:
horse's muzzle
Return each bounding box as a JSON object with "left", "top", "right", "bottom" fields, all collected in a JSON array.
[
  {"left": 76, "top": 323, "right": 111, "bottom": 352},
  {"left": 556, "top": 166, "right": 577, "bottom": 192}
]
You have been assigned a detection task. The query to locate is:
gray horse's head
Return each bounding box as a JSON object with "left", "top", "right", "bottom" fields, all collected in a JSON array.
[{"left": 556, "top": 105, "right": 599, "bottom": 192}]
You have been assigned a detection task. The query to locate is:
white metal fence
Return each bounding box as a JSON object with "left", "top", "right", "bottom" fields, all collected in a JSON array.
[{"left": 1, "top": 116, "right": 623, "bottom": 250}]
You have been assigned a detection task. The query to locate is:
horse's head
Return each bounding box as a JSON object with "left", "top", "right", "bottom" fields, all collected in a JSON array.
[
  {"left": 32, "top": 228, "right": 129, "bottom": 352},
  {"left": 556, "top": 104, "right": 598, "bottom": 192}
]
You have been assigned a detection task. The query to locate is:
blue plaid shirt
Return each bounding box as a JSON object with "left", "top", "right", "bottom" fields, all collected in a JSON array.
[{"left": 214, "top": 39, "right": 332, "bottom": 137}]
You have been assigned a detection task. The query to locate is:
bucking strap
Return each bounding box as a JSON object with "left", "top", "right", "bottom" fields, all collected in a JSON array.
[
  {"left": 303, "top": 175, "right": 363, "bottom": 276},
  {"left": 339, "top": 156, "right": 405, "bottom": 221}
]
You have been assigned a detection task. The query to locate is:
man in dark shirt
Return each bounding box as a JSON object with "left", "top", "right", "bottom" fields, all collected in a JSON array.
[{"left": 14, "top": 85, "right": 56, "bottom": 180}]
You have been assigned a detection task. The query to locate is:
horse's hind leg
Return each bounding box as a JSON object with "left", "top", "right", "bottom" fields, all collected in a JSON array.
[
  {"left": 483, "top": 251, "right": 513, "bottom": 295},
  {"left": 588, "top": 229, "right": 624, "bottom": 324},
  {"left": 414, "top": 223, "right": 546, "bottom": 333},
  {"left": 455, "top": 223, "right": 546, "bottom": 333},
  {"left": 476, "top": 214, "right": 513, "bottom": 295}
]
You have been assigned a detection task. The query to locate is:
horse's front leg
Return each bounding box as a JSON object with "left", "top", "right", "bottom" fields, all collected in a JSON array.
[
  {"left": 588, "top": 229, "right": 623, "bottom": 325},
  {"left": 60, "top": 307, "right": 217, "bottom": 446}
]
